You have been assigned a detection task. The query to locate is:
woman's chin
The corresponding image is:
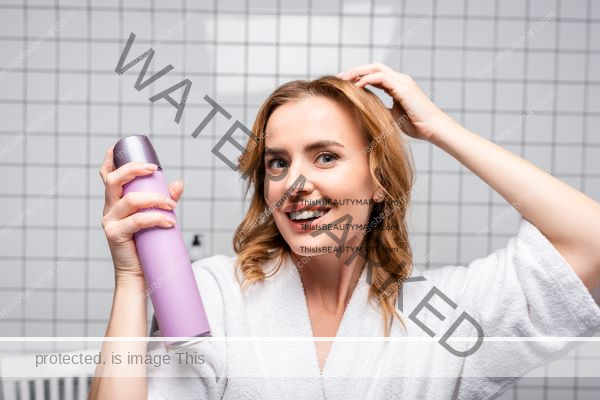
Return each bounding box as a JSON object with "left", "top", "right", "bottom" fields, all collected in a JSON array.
[{"left": 287, "top": 240, "right": 338, "bottom": 257}]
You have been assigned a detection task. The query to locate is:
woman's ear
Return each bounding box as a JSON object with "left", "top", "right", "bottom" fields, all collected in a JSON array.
[{"left": 372, "top": 189, "right": 384, "bottom": 203}]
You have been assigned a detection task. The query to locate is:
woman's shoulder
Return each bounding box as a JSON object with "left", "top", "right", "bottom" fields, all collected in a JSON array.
[
  {"left": 190, "top": 253, "right": 291, "bottom": 307},
  {"left": 191, "top": 254, "right": 241, "bottom": 292},
  {"left": 192, "top": 254, "right": 237, "bottom": 274},
  {"left": 191, "top": 253, "right": 286, "bottom": 284}
]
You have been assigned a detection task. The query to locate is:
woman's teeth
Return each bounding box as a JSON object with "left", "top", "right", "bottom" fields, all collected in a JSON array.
[{"left": 289, "top": 209, "right": 329, "bottom": 221}]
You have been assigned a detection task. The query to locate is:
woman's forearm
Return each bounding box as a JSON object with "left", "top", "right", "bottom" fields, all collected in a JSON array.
[
  {"left": 88, "top": 276, "right": 148, "bottom": 400},
  {"left": 431, "top": 121, "right": 600, "bottom": 291}
]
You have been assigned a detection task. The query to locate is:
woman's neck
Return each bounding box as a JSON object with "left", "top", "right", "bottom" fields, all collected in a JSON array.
[{"left": 291, "top": 246, "right": 366, "bottom": 316}]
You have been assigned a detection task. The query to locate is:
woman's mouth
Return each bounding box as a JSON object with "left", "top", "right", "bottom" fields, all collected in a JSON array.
[{"left": 285, "top": 208, "right": 331, "bottom": 231}]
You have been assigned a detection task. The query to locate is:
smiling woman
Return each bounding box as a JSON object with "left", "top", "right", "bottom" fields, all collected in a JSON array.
[
  {"left": 94, "top": 67, "right": 600, "bottom": 400},
  {"left": 234, "top": 76, "right": 416, "bottom": 337}
]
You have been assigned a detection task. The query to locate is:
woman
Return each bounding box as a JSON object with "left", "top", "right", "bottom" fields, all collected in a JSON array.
[{"left": 90, "top": 63, "right": 600, "bottom": 399}]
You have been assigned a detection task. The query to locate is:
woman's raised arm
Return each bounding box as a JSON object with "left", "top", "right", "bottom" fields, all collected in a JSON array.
[{"left": 339, "top": 63, "right": 600, "bottom": 291}]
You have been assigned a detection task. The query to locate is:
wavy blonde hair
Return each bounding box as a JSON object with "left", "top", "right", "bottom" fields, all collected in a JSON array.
[{"left": 233, "top": 76, "right": 415, "bottom": 335}]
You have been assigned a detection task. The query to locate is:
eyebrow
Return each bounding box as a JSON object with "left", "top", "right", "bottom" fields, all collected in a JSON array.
[{"left": 264, "top": 140, "right": 345, "bottom": 158}]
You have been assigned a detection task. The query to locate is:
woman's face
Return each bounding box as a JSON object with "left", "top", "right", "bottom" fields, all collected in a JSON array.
[{"left": 264, "top": 95, "right": 378, "bottom": 256}]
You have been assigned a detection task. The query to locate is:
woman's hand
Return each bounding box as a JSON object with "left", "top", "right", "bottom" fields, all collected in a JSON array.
[
  {"left": 99, "top": 145, "right": 184, "bottom": 282},
  {"left": 337, "top": 62, "right": 458, "bottom": 142}
]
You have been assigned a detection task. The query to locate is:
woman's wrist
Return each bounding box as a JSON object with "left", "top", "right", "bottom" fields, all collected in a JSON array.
[
  {"left": 109, "top": 275, "right": 148, "bottom": 337},
  {"left": 427, "top": 114, "right": 465, "bottom": 147},
  {"left": 115, "top": 273, "right": 146, "bottom": 290}
]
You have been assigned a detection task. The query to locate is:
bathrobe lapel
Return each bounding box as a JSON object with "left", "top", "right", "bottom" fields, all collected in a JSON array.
[{"left": 243, "top": 256, "right": 395, "bottom": 398}]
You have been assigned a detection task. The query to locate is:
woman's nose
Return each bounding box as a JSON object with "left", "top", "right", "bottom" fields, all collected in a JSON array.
[{"left": 286, "top": 165, "right": 314, "bottom": 197}]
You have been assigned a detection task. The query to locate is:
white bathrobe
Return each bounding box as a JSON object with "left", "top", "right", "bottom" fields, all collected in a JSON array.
[{"left": 146, "top": 217, "right": 600, "bottom": 399}]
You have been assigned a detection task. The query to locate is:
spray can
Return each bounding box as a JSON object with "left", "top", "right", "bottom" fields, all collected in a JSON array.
[{"left": 113, "top": 134, "right": 211, "bottom": 351}]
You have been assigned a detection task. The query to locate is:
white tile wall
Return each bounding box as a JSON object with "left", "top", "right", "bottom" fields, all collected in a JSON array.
[{"left": 0, "top": 0, "right": 598, "bottom": 396}]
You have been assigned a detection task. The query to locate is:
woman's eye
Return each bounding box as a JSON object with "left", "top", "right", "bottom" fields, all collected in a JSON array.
[
  {"left": 316, "top": 153, "right": 338, "bottom": 165},
  {"left": 267, "top": 159, "right": 287, "bottom": 169}
]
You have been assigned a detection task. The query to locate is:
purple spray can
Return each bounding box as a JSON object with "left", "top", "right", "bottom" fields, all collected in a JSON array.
[{"left": 113, "top": 134, "right": 211, "bottom": 351}]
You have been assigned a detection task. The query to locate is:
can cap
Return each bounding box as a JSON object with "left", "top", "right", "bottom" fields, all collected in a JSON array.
[{"left": 113, "top": 134, "right": 163, "bottom": 170}]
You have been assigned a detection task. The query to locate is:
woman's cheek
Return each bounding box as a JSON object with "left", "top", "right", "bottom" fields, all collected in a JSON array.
[
  {"left": 318, "top": 172, "right": 355, "bottom": 197},
  {"left": 264, "top": 179, "right": 285, "bottom": 207},
  {"left": 349, "top": 205, "right": 372, "bottom": 228}
]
